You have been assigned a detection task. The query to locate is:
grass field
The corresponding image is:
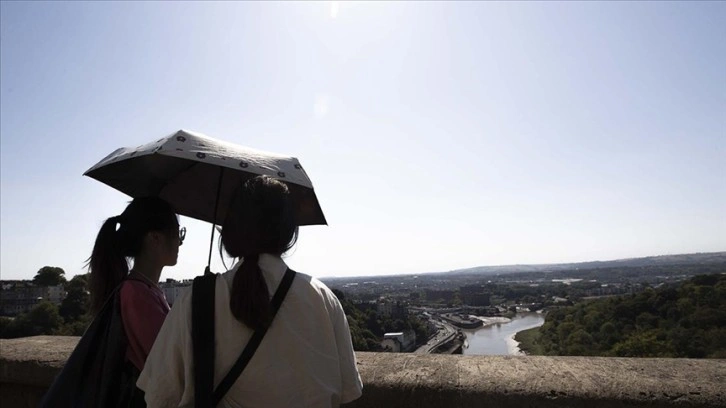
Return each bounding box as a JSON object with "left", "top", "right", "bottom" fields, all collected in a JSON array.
[{"left": 514, "top": 326, "right": 546, "bottom": 355}]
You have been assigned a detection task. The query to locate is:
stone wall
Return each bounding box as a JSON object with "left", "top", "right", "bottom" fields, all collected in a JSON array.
[
  {"left": 1, "top": 336, "right": 725, "bottom": 407},
  {"left": 1, "top": 336, "right": 78, "bottom": 407}
]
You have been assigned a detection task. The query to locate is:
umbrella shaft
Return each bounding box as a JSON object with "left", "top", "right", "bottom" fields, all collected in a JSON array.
[{"left": 206, "top": 168, "right": 225, "bottom": 274}]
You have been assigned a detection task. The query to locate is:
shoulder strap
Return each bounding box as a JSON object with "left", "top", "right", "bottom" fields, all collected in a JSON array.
[
  {"left": 212, "top": 268, "right": 297, "bottom": 406},
  {"left": 192, "top": 273, "right": 217, "bottom": 408}
]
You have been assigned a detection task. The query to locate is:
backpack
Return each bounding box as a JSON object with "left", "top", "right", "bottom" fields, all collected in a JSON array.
[{"left": 40, "top": 283, "right": 146, "bottom": 408}]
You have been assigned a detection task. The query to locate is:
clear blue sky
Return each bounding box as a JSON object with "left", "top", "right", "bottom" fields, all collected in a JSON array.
[{"left": 1, "top": 2, "right": 724, "bottom": 281}]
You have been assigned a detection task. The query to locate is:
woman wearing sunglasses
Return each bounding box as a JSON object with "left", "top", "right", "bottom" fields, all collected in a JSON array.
[
  {"left": 87, "top": 196, "right": 185, "bottom": 373},
  {"left": 43, "top": 196, "right": 185, "bottom": 408}
]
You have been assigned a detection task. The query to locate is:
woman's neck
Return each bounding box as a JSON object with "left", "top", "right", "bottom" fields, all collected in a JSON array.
[{"left": 130, "top": 256, "right": 163, "bottom": 286}]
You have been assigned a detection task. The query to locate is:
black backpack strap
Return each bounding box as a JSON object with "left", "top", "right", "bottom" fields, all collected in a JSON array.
[
  {"left": 192, "top": 273, "right": 217, "bottom": 408},
  {"left": 212, "top": 268, "right": 296, "bottom": 406}
]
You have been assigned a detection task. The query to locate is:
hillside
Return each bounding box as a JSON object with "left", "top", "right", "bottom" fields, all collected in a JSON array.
[
  {"left": 322, "top": 252, "right": 726, "bottom": 282},
  {"left": 439, "top": 252, "right": 726, "bottom": 277},
  {"left": 520, "top": 273, "right": 726, "bottom": 358}
]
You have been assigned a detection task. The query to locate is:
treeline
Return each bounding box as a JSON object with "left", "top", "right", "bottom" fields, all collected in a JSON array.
[
  {"left": 500, "top": 263, "right": 726, "bottom": 283},
  {"left": 533, "top": 274, "right": 726, "bottom": 358},
  {"left": 2, "top": 268, "right": 431, "bottom": 354},
  {"left": 488, "top": 263, "right": 726, "bottom": 305},
  {"left": 0, "top": 272, "right": 91, "bottom": 339},
  {"left": 332, "top": 289, "right": 431, "bottom": 352}
]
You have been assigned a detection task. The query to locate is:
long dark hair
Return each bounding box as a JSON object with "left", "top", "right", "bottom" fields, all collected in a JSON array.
[
  {"left": 222, "top": 176, "right": 299, "bottom": 330},
  {"left": 87, "top": 197, "right": 178, "bottom": 315}
]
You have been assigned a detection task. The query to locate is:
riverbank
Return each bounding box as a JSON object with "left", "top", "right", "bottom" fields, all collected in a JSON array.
[
  {"left": 505, "top": 333, "right": 525, "bottom": 355},
  {"left": 513, "top": 326, "right": 546, "bottom": 355}
]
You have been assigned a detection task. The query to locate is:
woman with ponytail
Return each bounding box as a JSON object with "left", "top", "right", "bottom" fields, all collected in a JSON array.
[
  {"left": 88, "top": 196, "right": 184, "bottom": 371},
  {"left": 139, "top": 176, "right": 363, "bottom": 408},
  {"left": 42, "top": 196, "right": 184, "bottom": 408}
]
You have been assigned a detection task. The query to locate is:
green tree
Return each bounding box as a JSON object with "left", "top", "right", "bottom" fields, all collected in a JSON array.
[
  {"left": 57, "top": 318, "right": 91, "bottom": 336},
  {"left": 556, "top": 321, "right": 577, "bottom": 344},
  {"left": 598, "top": 321, "right": 618, "bottom": 348},
  {"left": 0, "top": 317, "right": 20, "bottom": 338},
  {"left": 32, "top": 266, "right": 67, "bottom": 287},
  {"left": 410, "top": 317, "right": 431, "bottom": 346},
  {"left": 635, "top": 312, "right": 659, "bottom": 330},
  {"left": 534, "top": 273, "right": 726, "bottom": 358},
  {"left": 11, "top": 302, "right": 64, "bottom": 337},
  {"left": 331, "top": 288, "right": 345, "bottom": 301},
  {"left": 564, "top": 329, "right": 595, "bottom": 355},
  {"left": 612, "top": 330, "right": 674, "bottom": 357},
  {"left": 60, "top": 274, "right": 90, "bottom": 321}
]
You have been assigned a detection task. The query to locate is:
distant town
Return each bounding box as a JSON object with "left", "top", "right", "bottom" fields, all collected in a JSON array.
[
  {"left": 316, "top": 252, "right": 726, "bottom": 354},
  {"left": 2, "top": 252, "right": 725, "bottom": 356}
]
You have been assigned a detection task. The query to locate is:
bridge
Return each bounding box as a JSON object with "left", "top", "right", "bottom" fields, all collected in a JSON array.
[{"left": 1, "top": 336, "right": 724, "bottom": 407}]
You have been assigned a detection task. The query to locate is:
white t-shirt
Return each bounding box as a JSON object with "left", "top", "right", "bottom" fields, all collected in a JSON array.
[{"left": 137, "top": 254, "right": 363, "bottom": 408}]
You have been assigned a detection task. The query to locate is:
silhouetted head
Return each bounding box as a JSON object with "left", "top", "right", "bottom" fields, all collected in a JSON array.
[
  {"left": 88, "top": 197, "right": 182, "bottom": 314},
  {"left": 222, "top": 175, "right": 298, "bottom": 258}
]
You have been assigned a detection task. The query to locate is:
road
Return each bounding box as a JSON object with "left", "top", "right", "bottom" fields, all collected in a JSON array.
[{"left": 414, "top": 320, "right": 458, "bottom": 354}]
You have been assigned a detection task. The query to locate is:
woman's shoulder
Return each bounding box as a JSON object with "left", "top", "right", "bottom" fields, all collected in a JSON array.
[
  {"left": 290, "top": 271, "right": 343, "bottom": 308},
  {"left": 286, "top": 270, "right": 321, "bottom": 291},
  {"left": 120, "top": 279, "right": 150, "bottom": 296},
  {"left": 122, "top": 278, "right": 165, "bottom": 295},
  {"left": 120, "top": 279, "right": 168, "bottom": 305}
]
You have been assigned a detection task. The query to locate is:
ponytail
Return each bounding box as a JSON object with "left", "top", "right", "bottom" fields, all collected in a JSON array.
[
  {"left": 230, "top": 254, "right": 272, "bottom": 331},
  {"left": 87, "top": 216, "right": 128, "bottom": 315},
  {"left": 222, "top": 176, "right": 299, "bottom": 331}
]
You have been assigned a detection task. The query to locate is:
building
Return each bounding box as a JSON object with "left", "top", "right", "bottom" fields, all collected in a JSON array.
[
  {"left": 377, "top": 299, "right": 408, "bottom": 318},
  {"left": 381, "top": 331, "right": 417, "bottom": 352},
  {"left": 0, "top": 283, "right": 66, "bottom": 315},
  {"left": 353, "top": 300, "right": 378, "bottom": 314},
  {"left": 392, "top": 301, "right": 408, "bottom": 318},
  {"left": 424, "top": 289, "right": 455, "bottom": 303},
  {"left": 460, "top": 284, "right": 491, "bottom": 306},
  {"left": 440, "top": 313, "right": 483, "bottom": 329},
  {"left": 377, "top": 300, "right": 393, "bottom": 316},
  {"left": 44, "top": 285, "right": 66, "bottom": 305},
  {"left": 160, "top": 279, "right": 192, "bottom": 306}
]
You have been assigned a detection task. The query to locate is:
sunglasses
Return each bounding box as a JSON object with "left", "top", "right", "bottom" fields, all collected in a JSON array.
[{"left": 179, "top": 226, "right": 187, "bottom": 243}]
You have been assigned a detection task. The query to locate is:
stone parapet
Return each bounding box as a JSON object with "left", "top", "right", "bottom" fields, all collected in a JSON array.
[{"left": 1, "top": 336, "right": 724, "bottom": 407}]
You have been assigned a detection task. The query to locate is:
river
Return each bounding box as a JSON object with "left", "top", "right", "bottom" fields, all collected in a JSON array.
[{"left": 462, "top": 313, "right": 545, "bottom": 356}]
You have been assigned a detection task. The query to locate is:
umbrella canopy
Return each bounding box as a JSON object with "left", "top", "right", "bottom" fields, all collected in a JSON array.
[{"left": 84, "top": 130, "right": 327, "bottom": 226}]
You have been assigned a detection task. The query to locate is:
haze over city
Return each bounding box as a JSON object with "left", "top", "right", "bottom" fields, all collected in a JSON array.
[{"left": 1, "top": 2, "right": 724, "bottom": 281}]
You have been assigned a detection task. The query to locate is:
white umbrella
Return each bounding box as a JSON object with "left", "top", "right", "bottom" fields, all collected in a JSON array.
[{"left": 85, "top": 129, "right": 326, "bottom": 226}]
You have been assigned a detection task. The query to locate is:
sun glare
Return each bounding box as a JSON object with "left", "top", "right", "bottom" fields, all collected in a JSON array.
[{"left": 314, "top": 94, "right": 330, "bottom": 118}]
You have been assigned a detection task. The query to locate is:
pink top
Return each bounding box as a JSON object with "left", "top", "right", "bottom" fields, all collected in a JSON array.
[{"left": 120, "top": 279, "right": 171, "bottom": 371}]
